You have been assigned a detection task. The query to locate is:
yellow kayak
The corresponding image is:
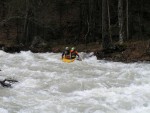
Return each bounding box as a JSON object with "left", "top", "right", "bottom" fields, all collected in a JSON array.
[{"left": 62, "top": 58, "right": 75, "bottom": 63}]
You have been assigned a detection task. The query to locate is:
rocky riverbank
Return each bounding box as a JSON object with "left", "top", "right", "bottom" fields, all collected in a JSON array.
[
  {"left": 39, "top": 40, "right": 150, "bottom": 63},
  {"left": 0, "top": 39, "right": 150, "bottom": 63}
]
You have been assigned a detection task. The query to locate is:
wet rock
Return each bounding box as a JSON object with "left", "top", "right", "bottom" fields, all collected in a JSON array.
[
  {"left": 0, "top": 79, "right": 18, "bottom": 88},
  {"left": 31, "top": 36, "right": 48, "bottom": 48},
  {"left": 52, "top": 47, "right": 61, "bottom": 53},
  {"left": 102, "top": 44, "right": 126, "bottom": 54},
  {"left": 3, "top": 45, "right": 21, "bottom": 53},
  {"left": 0, "top": 44, "right": 5, "bottom": 49},
  {"left": 30, "top": 36, "right": 51, "bottom": 52}
]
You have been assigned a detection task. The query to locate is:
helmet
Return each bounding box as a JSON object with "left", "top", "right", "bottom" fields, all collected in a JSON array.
[
  {"left": 65, "top": 47, "right": 69, "bottom": 50},
  {"left": 71, "top": 47, "right": 75, "bottom": 50}
]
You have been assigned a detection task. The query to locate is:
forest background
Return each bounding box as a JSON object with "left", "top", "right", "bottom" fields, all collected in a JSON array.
[{"left": 0, "top": 0, "right": 150, "bottom": 62}]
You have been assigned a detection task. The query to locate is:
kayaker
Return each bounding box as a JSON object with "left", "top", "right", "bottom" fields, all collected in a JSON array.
[
  {"left": 70, "top": 47, "right": 81, "bottom": 60},
  {"left": 62, "top": 47, "right": 70, "bottom": 59}
]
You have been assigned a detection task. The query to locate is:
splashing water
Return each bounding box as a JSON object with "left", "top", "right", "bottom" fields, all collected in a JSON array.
[{"left": 0, "top": 50, "right": 150, "bottom": 113}]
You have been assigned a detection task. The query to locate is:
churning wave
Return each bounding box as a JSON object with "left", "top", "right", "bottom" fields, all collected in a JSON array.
[{"left": 0, "top": 50, "right": 150, "bottom": 113}]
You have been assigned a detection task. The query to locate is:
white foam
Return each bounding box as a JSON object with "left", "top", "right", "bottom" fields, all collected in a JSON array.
[
  {"left": 0, "top": 108, "right": 8, "bottom": 113},
  {"left": 0, "top": 51, "right": 149, "bottom": 113}
]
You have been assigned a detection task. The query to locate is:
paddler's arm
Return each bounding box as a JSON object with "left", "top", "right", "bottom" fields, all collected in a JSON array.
[
  {"left": 76, "top": 51, "right": 82, "bottom": 61},
  {"left": 62, "top": 52, "right": 64, "bottom": 59},
  {"left": 76, "top": 51, "right": 79, "bottom": 57}
]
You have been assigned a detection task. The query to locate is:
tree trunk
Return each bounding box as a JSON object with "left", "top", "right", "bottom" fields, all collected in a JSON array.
[
  {"left": 59, "top": 0, "right": 63, "bottom": 39},
  {"left": 126, "top": 0, "right": 129, "bottom": 39},
  {"left": 118, "top": 0, "right": 125, "bottom": 45},
  {"left": 139, "top": 0, "right": 143, "bottom": 39},
  {"left": 16, "top": 18, "right": 19, "bottom": 44},
  {"left": 102, "top": 0, "right": 112, "bottom": 49},
  {"left": 22, "top": 0, "right": 29, "bottom": 44},
  {"left": 79, "top": 0, "right": 83, "bottom": 38},
  {"left": 107, "top": 0, "right": 112, "bottom": 41},
  {"left": 2, "top": 0, "right": 6, "bottom": 19}
]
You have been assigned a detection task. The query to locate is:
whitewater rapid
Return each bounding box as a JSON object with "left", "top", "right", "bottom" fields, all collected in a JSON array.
[{"left": 0, "top": 50, "right": 150, "bottom": 113}]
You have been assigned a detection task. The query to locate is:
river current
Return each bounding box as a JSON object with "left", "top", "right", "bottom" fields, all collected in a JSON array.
[{"left": 0, "top": 50, "right": 150, "bottom": 113}]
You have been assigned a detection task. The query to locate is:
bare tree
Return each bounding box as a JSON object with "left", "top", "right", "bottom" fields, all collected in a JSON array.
[
  {"left": 126, "top": 0, "right": 129, "bottom": 39},
  {"left": 102, "top": 0, "right": 112, "bottom": 49},
  {"left": 22, "top": 0, "right": 30, "bottom": 44},
  {"left": 138, "top": 0, "right": 143, "bottom": 39},
  {"left": 107, "top": 0, "right": 112, "bottom": 41},
  {"left": 118, "top": 0, "right": 125, "bottom": 44}
]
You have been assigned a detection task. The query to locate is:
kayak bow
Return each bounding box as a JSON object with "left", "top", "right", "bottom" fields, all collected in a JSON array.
[{"left": 62, "top": 57, "right": 75, "bottom": 63}]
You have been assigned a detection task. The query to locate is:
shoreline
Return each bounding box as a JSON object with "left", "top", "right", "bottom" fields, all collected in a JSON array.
[{"left": 0, "top": 40, "right": 150, "bottom": 63}]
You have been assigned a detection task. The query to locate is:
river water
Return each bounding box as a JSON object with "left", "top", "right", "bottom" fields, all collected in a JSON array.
[{"left": 0, "top": 50, "right": 150, "bottom": 113}]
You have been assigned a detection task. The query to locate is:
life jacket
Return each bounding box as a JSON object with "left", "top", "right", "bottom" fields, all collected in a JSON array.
[{"left": 70, "top": 50, "right": 78, "bottom": 59}]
